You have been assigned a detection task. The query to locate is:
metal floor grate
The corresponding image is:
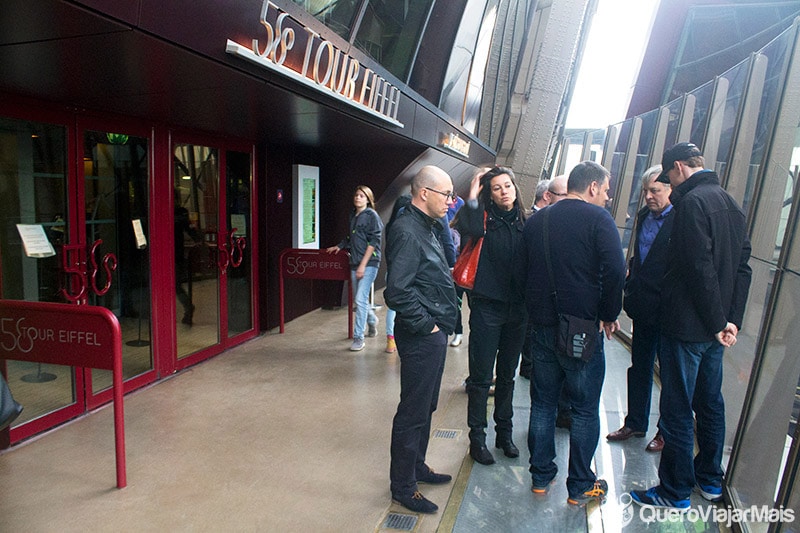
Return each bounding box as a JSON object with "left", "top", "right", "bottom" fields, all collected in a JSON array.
[
  {"left": 383, "top": 512, "right": 418, "bottom": 531},
  {"left": 432, "top": 428, "right": 461, "bottom": 440}
]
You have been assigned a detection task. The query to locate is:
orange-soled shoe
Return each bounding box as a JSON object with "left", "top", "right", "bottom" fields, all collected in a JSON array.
[
  {"left": 568, "top": 479, "right": 608, "bottom": 506},
  {"left": 646, "top": 432, "right": 665, "bottom": 452},
  {"left": 606, "top": 426, "right": 646, "bottom": 441}
]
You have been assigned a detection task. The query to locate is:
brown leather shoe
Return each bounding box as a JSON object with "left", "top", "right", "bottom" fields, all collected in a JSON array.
[
  {"left": 606, "top": 426, "right": 646, "bottom": 441},
  {"left": 646, "top": 432, "right": 665, "bottom": 452}
]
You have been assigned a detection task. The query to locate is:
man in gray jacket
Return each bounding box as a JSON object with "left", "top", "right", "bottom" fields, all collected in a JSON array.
[{"left": 384, "top": 165, "right": 459, "bottom": 514}]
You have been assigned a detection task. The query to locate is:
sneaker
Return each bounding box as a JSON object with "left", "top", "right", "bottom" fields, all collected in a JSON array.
[
  {"left": 350, "top": 338, "right": 365, "bottom": 351},
  {"left": 367, "top": 322, "right": 378, "bottom": 337},
  {"left": 385, "top": 335, "right": 397, "bottom": 353},
  {"left": 695, "top": 483, "right": 723, "bottom": 502},
  {"left": 567, "top": 479, "right": 608, "bottom": 506},
  {"left": 449, "top": 333, "right": 463, "bottom": 347},
  {"left": 630, "top": 487, "right": 690, "bottom": 509},
  {"left": 531, "top": 477, "right": 556, "bottom": 495},
  {"left": 392, "top": 491, "right": 438, "bottom": 514}
]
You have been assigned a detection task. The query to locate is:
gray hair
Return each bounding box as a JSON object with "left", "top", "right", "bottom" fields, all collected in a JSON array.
[
  {"left": 641, "top": 165, "right": 667, "bottom": 188},
  {"left": 534, "top": 179, "right": 551, "bottom": 203}
]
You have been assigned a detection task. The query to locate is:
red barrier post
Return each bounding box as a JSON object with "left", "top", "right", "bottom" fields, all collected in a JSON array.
[{"left": 0, "top": 300, "right": 126, "bottom": 488}]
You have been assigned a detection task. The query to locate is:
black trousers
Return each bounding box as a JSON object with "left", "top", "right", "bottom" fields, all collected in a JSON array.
[
  {"left": 466, "top": 297, "right": 526, "bottom": 441},
  {"left": 389, "top": 327, "right": 448, "bottom": 498}
]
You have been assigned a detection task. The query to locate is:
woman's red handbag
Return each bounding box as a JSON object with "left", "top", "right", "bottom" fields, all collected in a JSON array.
[{"left": 452, "top": 236, "right": 483, "bottom": 290}]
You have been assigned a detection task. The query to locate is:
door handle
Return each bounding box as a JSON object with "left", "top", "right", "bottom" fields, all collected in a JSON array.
[{"left": 60, "top": 240, "right": 117, "bottom": 302}]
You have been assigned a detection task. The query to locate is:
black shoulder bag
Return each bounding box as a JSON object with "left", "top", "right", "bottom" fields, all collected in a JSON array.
[{"left": 542, "top": 208, "right": 598, "bottom": 362}]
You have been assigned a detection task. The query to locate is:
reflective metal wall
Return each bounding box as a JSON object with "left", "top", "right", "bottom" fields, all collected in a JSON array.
[{"left": 552, "top": 19, "right": 800, "bottom": 532}]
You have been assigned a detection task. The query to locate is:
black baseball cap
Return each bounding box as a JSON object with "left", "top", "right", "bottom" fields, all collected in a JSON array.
[{"left": 656, "top": 142, "right": 702, "bottom": 183}]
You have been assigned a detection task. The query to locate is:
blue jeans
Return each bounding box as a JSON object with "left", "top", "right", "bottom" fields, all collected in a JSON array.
[
  {"left": 656, "top": 335, "right": 725, "bottom": 501},
  {"left": 386, "top": 307, "right": 395, "bottom": 337},
  {"left": 527, "top": 324, "right": 605, "bottom": 498},
  {"left": 390, "top": 327, "right": 448, "bottom": 497},
  {"left": 351, "top": 266, "right": 378, "bottom": 340},
  {"left": 624, "top": 320, "right": 660, "bottom": 432}
]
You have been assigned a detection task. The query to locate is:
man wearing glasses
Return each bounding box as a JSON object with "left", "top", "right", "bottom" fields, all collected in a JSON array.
[{"left": 385, "top": 166, "right": 459, "bottom": 514}]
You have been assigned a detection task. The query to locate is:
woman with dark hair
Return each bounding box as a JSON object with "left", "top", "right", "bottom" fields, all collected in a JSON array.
[
  {"left": 325, "top": 185, "right": 383, "bottom": 351},
  {"left": 455, "top": 166, "right": 528, "bottom": 465}
]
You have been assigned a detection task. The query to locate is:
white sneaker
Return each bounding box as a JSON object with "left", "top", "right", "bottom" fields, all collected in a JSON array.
[
  {"left": 449, "top": 334, "right": 462, "bottom": 347},
  {"left": 350, "top": 338, "right": 365, "bottom": 351}
]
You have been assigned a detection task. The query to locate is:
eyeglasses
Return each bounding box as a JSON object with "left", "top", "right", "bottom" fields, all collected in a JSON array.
[
  {"left": 424, "top": 187, "right": 455, "bottom": 202},
  {"left": 550, "top": 191, "right": 568, "bottom": 197}
]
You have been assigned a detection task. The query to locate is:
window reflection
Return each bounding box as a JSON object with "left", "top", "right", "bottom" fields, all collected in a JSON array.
[
  {"left": 689, "top": 80, "right": 714, "bottom": 144},
  {"left": 354, "top": 0, "right": 434, "bottom": 81},
  {"left": 291, "top": 0, "right": 360, "bottom": 39},
  {"left": 0, "top": 118, "right": 67, "bottom": 303},
  {"left": 714, "top": 60, "right": 749, "bottom": 179},
  {"left": 0, "top": 117, "right": 73, "bottom": 425},
  {"left": 729, "top": 270, "right": 800, "bottom": 524}
]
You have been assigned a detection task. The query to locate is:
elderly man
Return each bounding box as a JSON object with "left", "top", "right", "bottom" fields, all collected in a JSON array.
[
  {"left": 384, "top": 165, "right": 459, "bottom": 514},
  {"left": 521, "top": 161, "right": 625, "bottom": 506},
  {"left": 607, "top": 166, "right": 673, "bottom": 453},
  {"left": 631, "top": 142, "right": 752, "bottom": 510},
  {"left": 531, "top": 178, "right": 551, "bottom": 211}
]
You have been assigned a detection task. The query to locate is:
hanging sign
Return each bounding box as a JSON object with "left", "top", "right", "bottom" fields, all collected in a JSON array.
[{"left": 225, "top": 1, "right": 403, "bottom": 128}]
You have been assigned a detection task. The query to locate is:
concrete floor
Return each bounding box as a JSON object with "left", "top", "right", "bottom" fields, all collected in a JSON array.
[{"left": 0, "top": 297, "right": 727, "bottom": 532}]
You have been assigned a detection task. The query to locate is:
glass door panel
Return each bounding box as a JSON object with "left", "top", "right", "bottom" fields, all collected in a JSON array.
[
  {"left": 173, "top": 144, "right": 221, "bottom": 358},
  {"left": 226, "top": 150, "right": 253, "bottom": 337},
  {"left": 0, "top": 116, "right": 75, "bottom": 426},
  {"left": 82, "top": 131, "right": 153, "bottom": 393}
]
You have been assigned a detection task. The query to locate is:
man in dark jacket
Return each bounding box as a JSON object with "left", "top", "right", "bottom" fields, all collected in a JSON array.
[
  {"left": 384, "top": 165, "right": 459, "bottom": 514},
  {"left": 631, "top": 143, "right": 752, "bottom": 510},
  {"left": 607, "top": 165, "right": 673, "bottom": 453},
  {"left": 520, "top": 161, "right": 625, "bottom": 507}
]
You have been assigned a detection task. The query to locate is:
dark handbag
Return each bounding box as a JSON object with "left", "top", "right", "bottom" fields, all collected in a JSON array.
[
  {"left": 0, "top": 374, "right": 23, "bottom": 432},
  {"left": 452, "top": 212, "right": 486, "bottom": 290},
  {"left": 452, "top": 236, "right": 483, "bottom": 289},
  {"left": 542, "top": 208, "right": 597, "bottom": 362},
  {"left": 556, "top": 313, "right": 599, "bottom": 362}
]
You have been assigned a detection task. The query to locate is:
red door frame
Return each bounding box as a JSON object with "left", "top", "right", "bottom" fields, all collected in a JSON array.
[
  {"left": 0, "top": 95, "right": 259, "bottom": 444},
  {"left": 75, "top": 113, "right": 159, "bottom": 410},
  {"left": 165, "top": 130, "right": 259, "bottom": 374},
  {"left": 1, "top": 98, "right": 260, "bottom": 444},
  {"left": 0, "top": 97, "right": 85, "bottom": 442}
]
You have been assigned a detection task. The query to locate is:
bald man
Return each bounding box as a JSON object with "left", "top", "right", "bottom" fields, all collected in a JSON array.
[{"left": 384, "top": 165, "right": 459, "bottom": 514}]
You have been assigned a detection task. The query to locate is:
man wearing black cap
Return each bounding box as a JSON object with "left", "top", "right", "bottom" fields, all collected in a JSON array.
[{"left": 631, "top": 143, "right": 752, "bottom": 510}]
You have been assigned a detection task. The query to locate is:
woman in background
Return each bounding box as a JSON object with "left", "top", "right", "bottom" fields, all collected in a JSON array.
[{"left": 325, "top": 185, "right": 383, "bottom": 352}]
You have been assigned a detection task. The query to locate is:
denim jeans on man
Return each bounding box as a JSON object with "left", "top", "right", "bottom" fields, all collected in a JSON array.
[
  {"left": 656, "top": 335, "right": 725, "bottom": 501},
  {"left": 351, "top": 266, "right": 379, "bottom": 339},
  {"left": 624, "top": 320, "right": 660, "bottom": 432},
  {"left": 389, "top": 326, "right": 448, "bottom": 498},
  {"left": 528, "top": 324, "right": 605, "bottom": 498}
]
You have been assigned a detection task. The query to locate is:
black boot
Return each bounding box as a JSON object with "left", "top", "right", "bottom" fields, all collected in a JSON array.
[
  {"left": 469, "top": 436, "right": 495, "bottom": 465},
  {"left": 495, "top": 436, "right": 520, "bottom": 458}
]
